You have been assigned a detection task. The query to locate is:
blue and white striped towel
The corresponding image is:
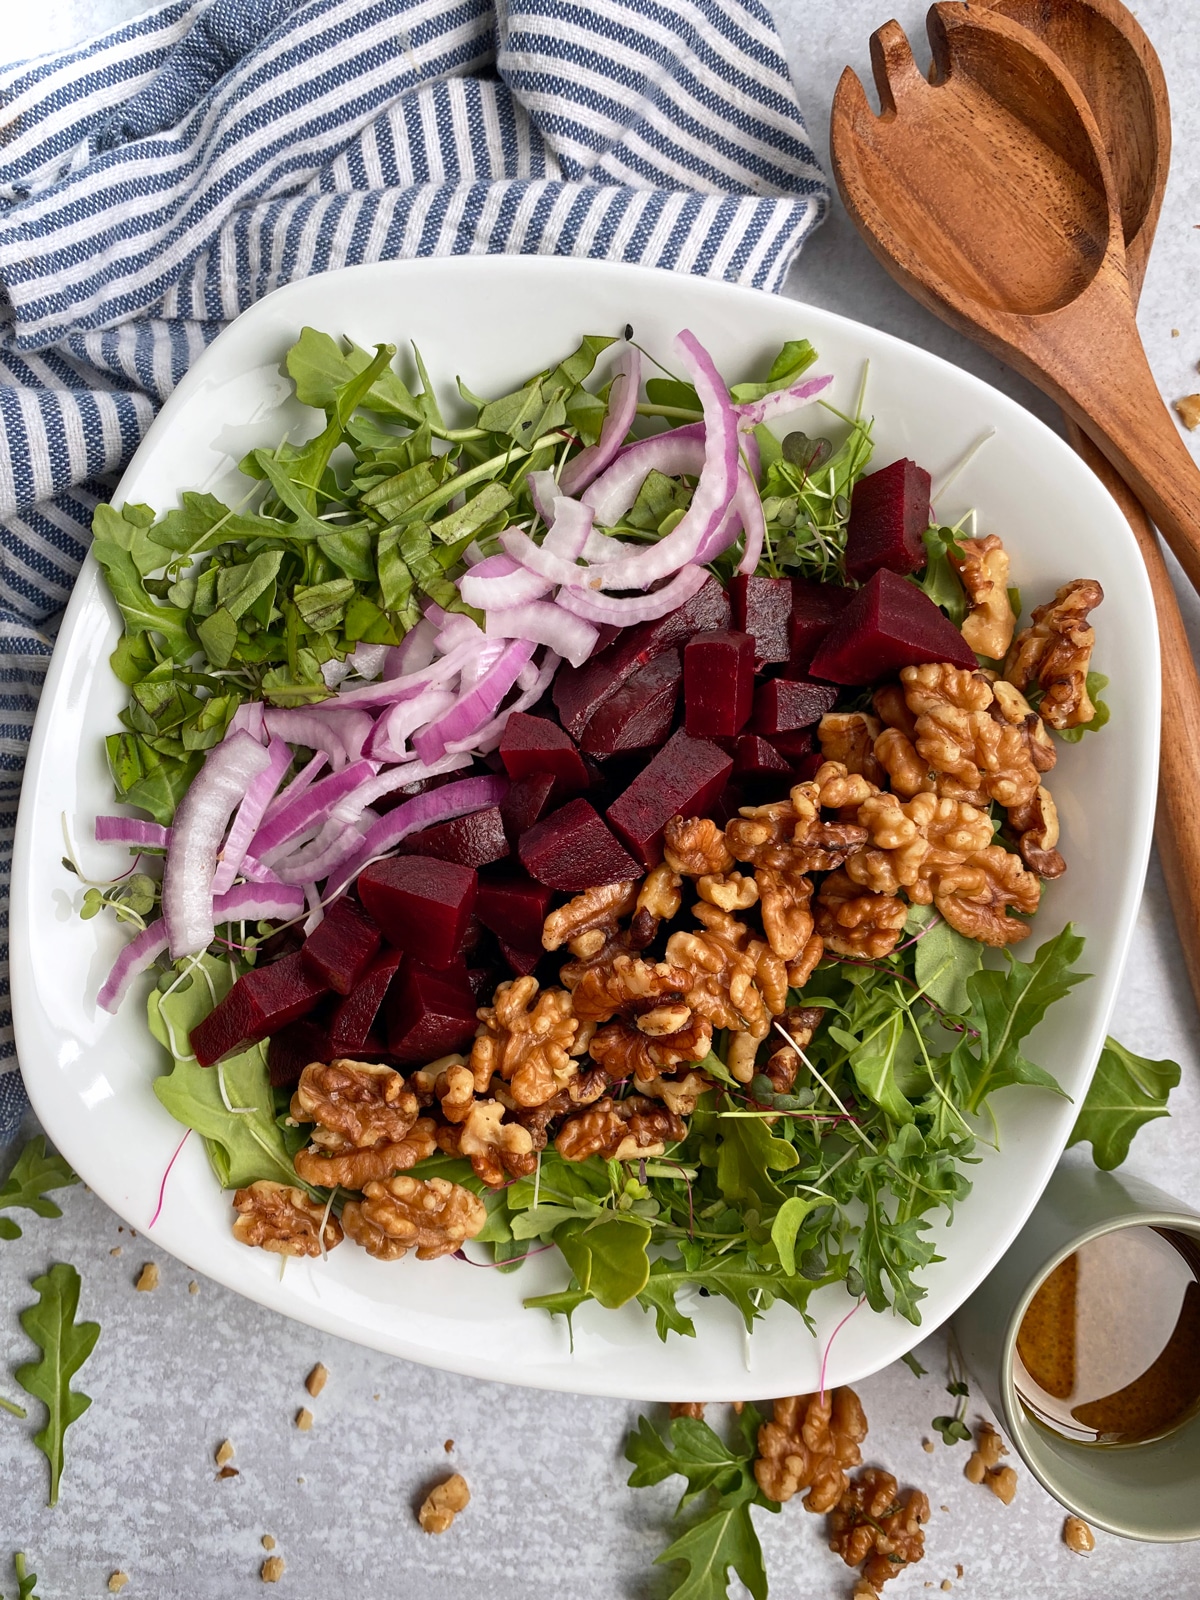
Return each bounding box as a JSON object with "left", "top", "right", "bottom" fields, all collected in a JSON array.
[{"left": 0, "top": 0, "right": 828, "bottom": 1140}]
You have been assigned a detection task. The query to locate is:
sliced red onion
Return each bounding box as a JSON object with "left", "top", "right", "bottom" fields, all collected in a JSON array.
[
  {"left": 733, "top": 371, "right": 833, "bottom": 428},
  {"left": 364, "top": 687, "right": 457, "bottom": 762},
  {"left": 385, "top": 617, "right": 436, "bottom": 678},
  {"left": 484, "top": 602, "right": 597, "bottom": 667},
  {"left": 329, "top": 638, "right": 482, "bottom": 708},
  {"left": 97, "top": 921, "right": 170, "bottom": 1013},
  {"left": 227, "top": 702, "right": 266, "bottom": 743},
  {"left": 413, "top": 639, "right": 536, "bottom": 762},
  {"left": 318, "top": 707, "right": 374, "bottom": 762},
  {"left": 499, "top": 525, "right": 596, "bottom": 589},
  {"left": 583, "top": 426, "right": 705, "bottom": 526},
  {"left": 304, "top": 882, "right": 324, "bottom": 935},
  {"left": 237, "top": 856, "right": 285, "bottom": 884},
  {"left": 527, "top": 469, "right": 557, "bottom": 523},
  {"left": 95, "top": 816, "right": 171, "bottom": 849},
  {"left": 324, "top": 775, "right": 509, "bottom": 899},
  {"left": 347, "top": 641, "right": 389, "bottom": 681},
  {"left": 459, "top": 556, "right": 552, "bottom": 611},
  {"left": 458, "top": 637, "right": 512, "bottom": 694},
  {"left": 556, "top": 564, "right": 709, "bottom": 624},
  {"left": 161, "top": 731, "right": 274, "bottom": 959},
  {"left": 260, "top": 752, "right": 327, "bottom": 826},
  {"left": 542, "top": 496, "right": 596, "bottom": 558},
  {"left": 735, "top": 465, "right": 766, "bottom": 575},
  {"left": 211, "top": 737, "right": 291, "bottom": 897},
  {"left": 262, "top": 708, "right": 349, "bottom": 769},
  {"left": 559, "top": 346, "right": 642, "bottom": 496},
  {"left": 435, "top": 612, "right": 486, "bottom": 655},
  {"left": 213, "top": 883, "right": 306, "bottom": 922},
  {"left": 252, "top": 758, "right": 379, "bottom": 862},
  {"left": 448, "top": 651, "right": 560, "bottom": 754}
]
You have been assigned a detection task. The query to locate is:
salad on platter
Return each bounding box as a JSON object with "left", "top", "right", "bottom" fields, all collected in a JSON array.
[{"left": 76, "top": 321, "right": 1109, "bottom": 1339}]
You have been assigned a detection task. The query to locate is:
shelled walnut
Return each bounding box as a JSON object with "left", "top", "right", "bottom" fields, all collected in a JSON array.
[
  {"left": 437, "top": 1098, "right": 536, "bottom": 1187},
  {"left": 554, "top": 1095, "right": 685, "bottom": 1161},
  {"left": 232, "top": 1181, "right": 342, "bottom": 1257},
  {"left": 341, "top": 1174, "right": 485, "bottom": 1261},
  {"left": 469, "top": 976, "right": 583, "bottom": 1107},
  {"left": 950, "top": 533, "right": 1016, "bottom": 660},
  {"left": 418, "top": 1473, "right": 470, "bottom": 1534},
  {"left": 542, "top": 880, "right": 639, "bottom": 951},
  {"left": 829, "top": 1467, "right": 930, "bottom": 1587},
  {"left": 663, "top": 815, "right": 734, "bottom": 876},
  {"left": 1004, "top": 578, "right": 1103, "bottom": 730},
  {"left": 815, "top": 869, "right": 908, "bottom": 958},
  {"left": 818, "top": 711, "right": 886, "bottom": 785},
  {"left": 754, "top": 1387, "right": 868, "bottom": 1512},
  {"left": 290, "top": 1060, "right": 432, "bottom": 1189},
  {"left": 933, "top": 844, "right": 1040, "bottom": 946}
]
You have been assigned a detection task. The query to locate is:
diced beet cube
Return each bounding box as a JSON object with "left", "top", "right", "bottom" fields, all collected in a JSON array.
[
  {"left": 788, "top": 578, "right": 855, "bottom": 673},
  {"left": 606, "top": 730, "right": 733, "bottom": 869},
  {"left": 499, "top": 713, "right": 590, "bottom": 793},
  {"left": 684, "top": 631, "right": 754, "bottom": 738},
  {"left": 809, "top": 568, "right": 978, "bottom": 684},
  {"left": 500, "top": 772, "right": 557, "bottom": 845},
  {"left": 476, "top": 874, "right": 555, "bottom": 949},
  {"left": 499, "top": 940, "right": 542, "bottom": 977},
  {"left": 466, "top": 965, "right": 497, "bottom": 1001},
  {"left": 190, "top": 953, "right": 329, "bottom": 1067},
  {"left": 518, "top": 798, "right": 641, "bottom": 890},
  {"left": 267, "top": 1017, "right": 331, "bottom": 1089},
  {"left": 730, "top": 575, "right": 792, "bottom": 668},
  {"left": 386, "top": 961, "right": 479, "bottom": 1063},
  {"left": 791, "top": 750, "right": 825, "bottom": 782},
  {"left": 357, "top": 856, "right": 478, "bottom": 969},
  {"left": 752, "top": 678, "right": 840, "bottom": 736},
  {"left": 397, "top": 805, "right": 510, "bottom": 869},
  {"left": 844, "top": 458, "right": 932, "bottom": 584},
  {"left": 769, "top": 729, "right": 815, "bottom": 761},
  {"left": 733, "top": 735, "right": 794, "bottom": 778},
  {"left": 300, "top": 896, "right": 381, "bottom": 996},
  {"left": 553, "top": 575, "right": 731, "bottom": 738},
  {"left": 329, "top": 948, "right": 404, "bottom": 1057},
  {"left": 580, "top": 650, "right": 681, "bottom": 756}
]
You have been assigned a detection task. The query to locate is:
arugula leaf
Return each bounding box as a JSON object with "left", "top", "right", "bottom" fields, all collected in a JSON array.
[
  {"left": 149, "top": 956, "right": 305, "bottom": 1191},
  {"left": 914, "top": 919, "right": 982, "bottom": 1015},
  {"left": 15, "top": 1263, "right": 100, "bottom": 1506},
  {"left": 0, "top": 1138, "right": 77, "bottom": 1240},
  {"left": 1067, "top": 1036, "right": 1180, "bottom": 1169}
]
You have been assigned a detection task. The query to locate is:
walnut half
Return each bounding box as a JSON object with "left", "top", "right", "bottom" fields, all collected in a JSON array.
[
  {"left": 754, "top": 1388, "right": 868, "bottom": 1512},
  {"left": 341, "top": 1174, "right": 486, "bottom": 1261},
  {"left": 232, "top": 1181, "right": 342, "bottom": 1257}
]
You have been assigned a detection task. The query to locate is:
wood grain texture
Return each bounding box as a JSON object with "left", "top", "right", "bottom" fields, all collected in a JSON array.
[{"left": 831, "top": 3, "right": 1200, "bottom": 593}]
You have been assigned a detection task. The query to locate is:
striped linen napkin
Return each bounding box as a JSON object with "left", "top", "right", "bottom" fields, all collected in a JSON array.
[{"left": 0, "top": 0, "right": 828, "bottom": 1140}]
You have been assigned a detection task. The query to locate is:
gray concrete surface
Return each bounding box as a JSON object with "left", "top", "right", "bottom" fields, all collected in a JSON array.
[{"left": 3, "top": 1, "right": 1200, "bottom": 1595}]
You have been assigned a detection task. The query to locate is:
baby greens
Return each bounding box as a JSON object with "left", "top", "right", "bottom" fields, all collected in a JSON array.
[
  {"left": 1067, "top": 1035, "right": 1180, "bottom": 1170},
  {"left": 0, "top": 1139, "right": 77, "bottom": 1243},
  {"left": 15, "top": 1263, "right": 100, "bottom": 1507}
]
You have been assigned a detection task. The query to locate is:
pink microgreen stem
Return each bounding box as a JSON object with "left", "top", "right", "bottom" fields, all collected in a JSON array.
[
  {"left": 452, "top": 1242, "right": 557, "bottom": 1268},
  {"left": 819, "top": 1294, "right": 866, "bottom": 1402},
  {"left": 890, "top": 914, "right": 943, "bottom": 955},
  {"left": 149, "top": 1128, "right": 191, "bottom": 1229}
]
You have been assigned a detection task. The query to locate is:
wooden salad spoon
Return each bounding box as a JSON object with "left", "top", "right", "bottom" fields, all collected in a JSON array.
[
  {"left": 838, "top": 3, "right": 1200, "bottom": 1011},
  {"left": 973, "top": 0, "right": 1200, "bottom": 1006}
]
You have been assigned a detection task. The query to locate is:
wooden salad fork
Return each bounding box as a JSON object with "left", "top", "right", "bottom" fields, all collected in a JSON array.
[{"left": 831, "top": 1, "right": 1200, "bottom": 1009}]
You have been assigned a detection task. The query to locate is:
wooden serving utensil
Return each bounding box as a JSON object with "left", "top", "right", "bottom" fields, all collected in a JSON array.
[
  {"left": 831, "top": 1, "right": 1200, "bottom": 1010},
  {"left": 974, "top": 0, "right": 1200, "bottom": 1006},
  {"left": 830, "top": 2, "right": 1200, "bottom": 596}
]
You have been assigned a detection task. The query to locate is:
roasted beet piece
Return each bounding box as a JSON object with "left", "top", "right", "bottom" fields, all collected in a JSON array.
[
  {"left": 357, "top": 856, "right": 478, "bottom": 969},
  {"left": 791, "top": 750, "right": 825, "bottom": 782},
  {"left": 553, "top": 575, "right": 731, "bottom": 738},
  {"left": 499, "top": 940, "right": 542, "bottom": 977},
  {"left": 730, "top": 574, "right": 792, "bottom": 668},
  {"left": 499, "top": 713, "right": 590, "bottom": 793},
  {"left": 190, "top": 953, "right": 329, "bottom": 1067},
  {"left": 476, "top": 874, "right": 555, "bottom": 949},
  {"left": 684, "top": 631, "right": 754, "bottom": 738},
  {"left": 769, "top": 729, "right": 815, "bottom": 761},
  {"left": 386, "top": 961, "right": 479, "bottom": 1063},
  {"left": 328, "top": 948, "right": 404, "bottom": 1057},
  {"left": 788, "top": 578, "right": 855, "bottom": 673},
  {"left": 518, "top": 798, "right": 641, "bottom": 890},
  {"left": 752, "top": 677, "right": 839, "bottom": 736},
  {"left": 396, "top": 805, "right": 510, "bottom": 869},
  {"left": 500, "top": 772, "right": 557, "bottom": 846},
  {"left": 580, "top": 649, "right": 681, "bottom": 756},
  {"left": 844, "top": 458, "right": 932, "bottom": 584},
  {"left": 733, "top": 734, "right": 794, "bottom": 778},
  {"left": 606, "top": 730, "right": 733, "bottom": 869},
  {"left": 809, "top": 568, "right": 978, "bottom": 684},
  {"left": 300, "top": 896, "right": 381, "bottom": 996},
  {"left": 267, "top": 1017, "right": 333, "bottom": 1089}
]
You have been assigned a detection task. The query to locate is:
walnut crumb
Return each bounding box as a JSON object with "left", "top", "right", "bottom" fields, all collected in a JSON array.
[
  {"left": 853, "top": 1581, "right": 879, "bottom": 1599},
  {"left": 444, "top": 1439, "right": 454, "bottom": 1453},
  {"left": 295, "top": 1408, "right": 314, "bottom": 1432},
  {"left": 419, "top": 1473, "right": 470, "bottom": 1534},
  {"left": 1176, "top": 394, "right": 1200, "bottom": 430},
  {"left": 215, "top": 1439, "right": 235, "bottom": 1467},
  {"left": 135, "top": 1262, "right": 159, "bottom": 1292},
  {"left": 188, "top": 1281, "right": 199, "bottom": 1295},
  {"left": 110, "top": 1247, "right": 122, "bottom": 1257},
  {"left": 108, "top": 1574, "right": 129, "bottom": 1593},
  {"left": 956, "top": 1565, "right": 963, "bottom": 1579},
  {"left": 922, "top": 1438, "right": 935, "bottom": 1453},
  {"left": 940, "top": 1505, "right": 949, "bottom": 1513},
  {"left": 262, "top": 1536, "right": 276, "bottom": 1552},
  {"left": 1172, "top": 328, "right": 1180, "bottom": 337},
  {"left": 941, "top": 1583, "right": 953, "bottom": 1593},
  {"left": 216, "top": 1466, "right": 239, "bottom": 1480},
  {"left": 1063, "top": 1515, "right": 1095, "bottom": 1554},
  {"left": 304, "top": 1363, "right": 328, "bottom": 1398},
  {"left": 260, "top": 1556, "right": 285, "bottom": 1583}
]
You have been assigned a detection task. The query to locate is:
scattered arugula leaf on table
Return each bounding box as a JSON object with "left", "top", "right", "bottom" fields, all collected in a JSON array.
[
  {"left": 15, "top": 1264, "right": 100, "bottom": 1507},
  {"left": 625, "top": 1407, "right": 777, "bottom": 1600},
  {"left": 1067, "top": 1036, "right": 1181, "bottom": 1170},
  {"left": 3, "top": 1552, "right": 41, "bottom": 1600},
  {"left": 0, "top": 1138, "right": 77, "bottom": 1242}
]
